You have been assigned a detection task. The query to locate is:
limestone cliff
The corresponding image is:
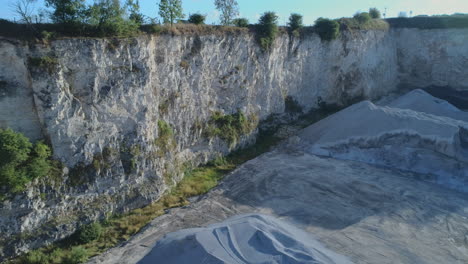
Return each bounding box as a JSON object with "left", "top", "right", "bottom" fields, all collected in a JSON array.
[{"left": 0, "top": 27, "right": 466, "bottom": 259}]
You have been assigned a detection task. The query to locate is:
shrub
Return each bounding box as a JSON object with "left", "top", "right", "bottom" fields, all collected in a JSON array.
[
  {"left": 314, "top": 18, "right": 340, "bottom": 41},
  {"left": 369, "top": 8, "right": 381, "bottom": 19},
  {"left": 64, "top": 246, "right": 88, "bottom": 264},
  {"left": 25, "top": 250, "right": 49, "bottom": 264},
  {"left": 338, "top": 17, "right": 389, "bottom": 30},
  {"left": 28, "top": 56, "right": 59, "bottom": 74},
  {"left": 41, "top": 30, "right": 56, "bottom": 42},
  {"left": 205, "top": 111, "right": 257, "bottom": 147},
  {"left": 180, "top": 60, "right": 189, "bottom": 70},
  {"left": 154, "top": 120, "right": 176, "bottom": 156},
  {"left": 87, "top": 0, "right": 139, "bottom": 37},
  {"left": 232, "top": 18, "right": 249, "bottom": 27},
  {"left": 0, "top": 129, "right": 56, "bottom": 194},
  {"left": 76, "top": 222, "right": 102, "bottom": 244},
  {"left": 257, "top": 12, "right": 279, "bottom": 51},
  {"left": 288, "top": 13, "right": 303, "bottom": 32},
  {"left": 354, "top": 12, "right": 371, "bottom": 24},
  {"left": 49, "top": 248, "right": 64, "bottom": 263},
  {"left": 188, "top": 13, "right": 206, "bottom": 25}
]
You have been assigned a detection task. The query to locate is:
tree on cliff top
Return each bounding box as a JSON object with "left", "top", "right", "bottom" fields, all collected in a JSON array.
[
  {"left": 45, "top": 0, "right": 86, "bottom": 24},
  {"left": 158, "top": 0, "right": 184, "bottom": 26},
  {"left": 126, "top": 0, "right": 144, "bottom": 25},
  {"left": 288, "top": 13, "right": 303, "bottom": 34},
  {"left": 257, "top": 12, "right": 279, "bottom": 51},
  {"left": 214, "top": 0, "right": 239, "bottom": 25},
  {"left": 369, "top": 8, "right": 381, "bottom": 19},
  {"left": 88, "top": 0, "right": 139, "bottom": 36}
]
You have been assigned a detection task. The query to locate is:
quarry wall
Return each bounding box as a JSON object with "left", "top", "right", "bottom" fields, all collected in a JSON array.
[{"left": 0, "top": 27, "right": 467, "bottom": 258}]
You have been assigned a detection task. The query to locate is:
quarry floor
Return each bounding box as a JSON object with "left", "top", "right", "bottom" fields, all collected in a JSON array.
[{"left": 89, "top": 91, "right": 468, "bottom": 264}]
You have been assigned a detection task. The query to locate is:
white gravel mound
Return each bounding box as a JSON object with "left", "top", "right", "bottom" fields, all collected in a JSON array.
[
  {"left": 138, "top": 214, "right": 353, "bottom": 264},
  {"left": 300, "top": 89, "right": 468, "bottom": 192}
]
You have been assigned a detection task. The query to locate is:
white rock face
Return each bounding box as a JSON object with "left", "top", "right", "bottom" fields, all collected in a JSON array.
[
  {"left": 396, "top": 28, "right": 468, "bottom": 90},
  {"left": 0, "top": 27, "right": 467, "bottom": 258}
]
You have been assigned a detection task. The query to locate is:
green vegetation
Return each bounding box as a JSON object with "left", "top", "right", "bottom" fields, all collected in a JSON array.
[
  {"left": 353, "top": 12, "right": 371, "bottom": 24},
  {"left": 179, "top": 60, "right": 189, "bottom": 70},
  {"left": 159, "top": 0, "right": 184, "bottom": 26},
  {"left": 387, "top": 14, "right": 468, "bottom": 29},
  {"left": 335, "top": 10, "right": 389, "bottom": 31},
  {"left": 28, "top": 56, "right": 59, "bottom": 74},
  {"left": 256, "top": 12, "right": 279, "bottom": 51},
  {"left": 0, "top": 128, "right": 58, "bottom": 194},
  {"left": 126, "top": 0, "right": 144, "bottom": 25},
  {"left": 76, "top": 222, "right": 103, "bottom": 244},
  {"left": 288, "top": 13, "right": 303, "bottom": 36},
  {"left": 232, "top": 18, "right": 249, "bottom": 27},
  {"left": 205, "top": 111, "right": 258, "bottom": 147},
  {"left": 214, "top": 0, "right": 239, "bottom": 25},
  {"left": 188, "top": 13, "right": 206, "bottom": 25},
  {"left": 314, "top": 18, "right": 340, "bottom": 41},
  {"left": 65, "top": 247, "right": 88, "bottom": 264},
  {"left": 338, "top": 17, "right": 389, "bottom": 30},
  {"left": 369, "top": 8, "right": 381, "bottom": 19},
  {"left": 87, "top": 0, "right": 139, "bottom": 37},
  {"left": 45, "top": 0, "right": 86, "bottom": 25},
  {"left": 154, "top": 120, "right": 176, "bottom": 157}
]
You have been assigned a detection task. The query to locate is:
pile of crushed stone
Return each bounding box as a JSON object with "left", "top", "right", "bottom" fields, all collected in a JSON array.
[
  {"left": 138, "top": 214, "right": 352, "bottom": 264},
  {"left": 300, "top": 89, "right": 468, "bottom": 192}
]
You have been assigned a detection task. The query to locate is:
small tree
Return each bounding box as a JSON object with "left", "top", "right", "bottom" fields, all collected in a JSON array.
[
  {"left": 158, "top": 0, "right": 184, "bottom": 26},
  {"left": 288, "top": 13, "right": 303, "bottom": 33},
  {"left": 214, "top": 0, "right": 239, "bottom": 25},
  {"left": 369, "top": 8, "right": 381, "bottom": 19},
  {"left": 288, "top": 13, "right": 303, "bottom": 30},
  {"left": 257, "top": 12, "right": 278, "bottom": 51},
  {"left": 314, "top": 18, "right": 339, "bottom": 41},
  {"left": 232, "top": 18, "right": 248, "bottom": 27},
  {"left": 77, "top": 222, "right": 103, "bottom": 244},
  {"left": 188, "top": 13, "right": 205, "bottom": 25},
  {"left": 11, "top": 0, "right": 37, "bottom": 25},
  {"left": 126, "top": 0, "right": 144, "bottom": 25},
  {"left": 45, "top": 0, "right": 86, "bottom": 24},
  {"left": 88, "top": 0, "right": 139, "bottom": 36},
  {"left": 354, "top": 12, "right": 371, "bottom": 24}
]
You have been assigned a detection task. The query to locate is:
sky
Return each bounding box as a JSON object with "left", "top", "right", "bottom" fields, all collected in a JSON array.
[{"left": 2, "top": 0, "right": 468, "bottom": 25}]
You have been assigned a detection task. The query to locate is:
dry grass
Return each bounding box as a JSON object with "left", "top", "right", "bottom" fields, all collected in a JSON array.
[
  {"left": 338, "top": 18, "right": 390, "bottom": 31},
  {"left": 141, "top": 23, "right": 250, "bottom": 37}
]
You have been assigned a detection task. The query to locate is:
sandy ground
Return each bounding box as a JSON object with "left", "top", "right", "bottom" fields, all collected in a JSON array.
[{"left": 89, "top": 90, "right": 468, "bottom": 264}]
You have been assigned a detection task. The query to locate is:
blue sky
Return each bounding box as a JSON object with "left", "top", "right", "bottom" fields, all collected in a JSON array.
[{"left": 2, "top": 0, "right": 468, "bottom": 25}]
